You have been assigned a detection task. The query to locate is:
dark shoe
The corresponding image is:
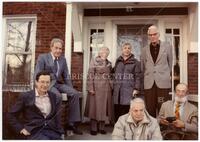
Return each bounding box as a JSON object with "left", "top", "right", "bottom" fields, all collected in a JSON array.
[
  {"left": 90, "top": 131, "right": 97, "bottom": 135},
  {"left": 100, "top": 130, "right": 107, "bottom": 134},
  {"left": 68, "top": 126, "right": 83, "bottom": 135}
]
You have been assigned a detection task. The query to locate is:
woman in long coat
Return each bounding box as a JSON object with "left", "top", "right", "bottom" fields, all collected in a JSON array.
[
  {"left": 85, "top": 47, "right": 113, "bottom": 135},
  {"left": 113, "top": 42, "right": 141, "bottom": 122}
]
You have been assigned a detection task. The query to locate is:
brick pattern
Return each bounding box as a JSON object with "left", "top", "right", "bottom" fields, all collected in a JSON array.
[
  {"left": 188, "top": 53, "right": 198, "bottom": 94},
  {"left": 3, "top": 2, "right": 66, "bottom": 59}
]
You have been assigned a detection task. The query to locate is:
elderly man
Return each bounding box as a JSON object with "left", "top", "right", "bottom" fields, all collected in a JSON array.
[
  {"left": 35, "top": 38, "right": 82, "bottom": 135},
  {"left": 112, "top": 98, "right": 162, "bottom": 140},
  {"left": 8, "top": 71, "right": 64, "bottom": 140},
  {"left": 158, "top": 83, "right": 198, "bottom": 140},
  {"left": 141, "top": 25, "right": 173, "bottom": 117}
]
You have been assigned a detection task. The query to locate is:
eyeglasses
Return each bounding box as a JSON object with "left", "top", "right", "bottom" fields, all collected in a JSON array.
[
  {"left": 37, "top": 81, "right": 50, "bottom": 84},
  {"left": 148, "top": 33, "right": 158, "bottom": 37}
]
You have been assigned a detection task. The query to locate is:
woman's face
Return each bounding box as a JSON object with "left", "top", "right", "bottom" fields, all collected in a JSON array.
[
  {"left": 100, "top": 49, "right": 109, "bottom": 60},
  {"left": 122, "top": 45, "right": 132, "bottom": 57}
]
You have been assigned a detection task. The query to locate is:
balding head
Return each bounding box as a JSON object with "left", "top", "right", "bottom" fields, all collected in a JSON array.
[
  {"left": 175, "top": 83, "right": 188, "bottom": 103},
  {"left": 147, "top": 25, "right": 160, "bottom": 45}
]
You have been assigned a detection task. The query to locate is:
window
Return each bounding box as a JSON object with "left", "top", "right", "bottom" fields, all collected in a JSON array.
[{"left": 3, "top": 16, "right": 36, "bottom": 92}]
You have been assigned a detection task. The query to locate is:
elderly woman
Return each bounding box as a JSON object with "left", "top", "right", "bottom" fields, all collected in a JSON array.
[
  {"left": 84, "top": 47, "right": 113, "bottom": 135},
  {"left": 113, "top": 42, "right": 141, "bottom": 122}
]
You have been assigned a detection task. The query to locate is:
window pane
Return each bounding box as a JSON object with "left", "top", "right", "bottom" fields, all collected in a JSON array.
[
  {"left": 5, "top": 54, "right": 32, "bottom": 85},
  {"left": 7, "top": 20, "right": 33, "bottom": 52},
  {"left": 165, "top": 29, "right": 172, "bottom": 34},
  {"left": 173, "top": 29, "right": 180, "bottom": 35}
]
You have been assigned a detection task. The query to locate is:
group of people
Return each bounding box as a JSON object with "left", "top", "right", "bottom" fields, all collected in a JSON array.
[{"left": 8, "top": 25, "right": 198, "bottom": 140}]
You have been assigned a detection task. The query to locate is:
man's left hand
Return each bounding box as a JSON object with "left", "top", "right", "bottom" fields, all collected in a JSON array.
[{"left": 172, "top": 119, "right": 185, "bottom": 128}]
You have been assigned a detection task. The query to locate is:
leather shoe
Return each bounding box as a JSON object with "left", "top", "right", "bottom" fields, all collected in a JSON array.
[
  {"left": 68, "top": 125, "right": 83, "bottom": 135},
  {"left": 90, "top": 131, "right": 97, "bottom": 135},
  {"left": 100, "top": 130, "right": 107, "bottom": 134}
]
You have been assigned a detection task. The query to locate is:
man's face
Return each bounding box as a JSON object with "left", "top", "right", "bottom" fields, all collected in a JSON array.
[
  {"left": 51, "top": 42, "right": 63, "bottom": 58},
  {"left": 175, "top": 84, "right": 188, "bottom": 102},
  {"left": 130, "top": 102, "right": 145, "bottom": 122},
  {"left": 122, "top": 45, "right": 132, "bottom": 57},
  {"left": 148, "top": 27, "right": 159, "bottom": 44},
  {"left": 35, "top": 75, "right": 50, "bottom": 95}
]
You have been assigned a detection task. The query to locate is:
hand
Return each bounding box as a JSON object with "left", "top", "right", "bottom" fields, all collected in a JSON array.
[
  {"left": 160, "top": 118, "right": 169, "bottom": 125},
  {"left": 172, "top": 119, "right": 185, "bottom": 128},
  {"left": 20, "top": 128, "right": 31, "bottom": 136},
  {"left": 89, "top": 91, "right": 95, "bottom": 95},
  {"left": 132, "top": 90, "right": 139, "bottom": 97}
]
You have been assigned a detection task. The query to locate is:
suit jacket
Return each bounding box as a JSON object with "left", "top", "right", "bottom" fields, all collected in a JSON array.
[
  {"left": 158, "top": 100, "right": 198, "bottom": 133},
  {"left": 141, "top": 41, "right": 173, "bottom": 89},
  {"left": 8, "top": 90, "right": 64, "bottom": 135},
  {"left": 35, "top": 53, "right": 73, "bottom": 89}
]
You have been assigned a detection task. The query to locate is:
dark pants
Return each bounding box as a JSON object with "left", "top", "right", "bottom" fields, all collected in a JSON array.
[
  {"left": 90, "top": 119, "right": 105, "bottom": 132},
  {"left": 114, "top": 104, "right": 130, "bottom": 122},
  {"left": 144, "top": 82, "right": 170, "bottom": 117},
  {"left": 28, "top": 128, "right": 61, "bottom": 140}
]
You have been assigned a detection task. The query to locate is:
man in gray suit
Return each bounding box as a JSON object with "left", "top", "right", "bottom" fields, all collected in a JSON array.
[
  {"left": 35, "top": 38, "right": 82, "bottom": 135},
  {"left": 141, "top": 25, "right": 173, "bottom": 117}
]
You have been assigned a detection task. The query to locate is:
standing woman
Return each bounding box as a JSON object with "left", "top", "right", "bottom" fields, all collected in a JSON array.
[
  {"left": 85, "top": 47, "right": 113, "bottom": 135},
  {"left": 113, "top": 42, "right": 141, "bottom": 122}
]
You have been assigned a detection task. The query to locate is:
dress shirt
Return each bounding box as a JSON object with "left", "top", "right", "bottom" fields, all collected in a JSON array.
[{"left": 35, "top": 89, "right": 51, "bottom": 118}]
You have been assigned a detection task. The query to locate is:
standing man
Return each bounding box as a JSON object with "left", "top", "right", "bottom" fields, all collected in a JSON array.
[
  {"left": 158, "top": 83, "right": 198, "bottom": 140},
  {"left": 113, "top": 43, "right": 141, "bottom": 122},
  {"left": 35, "top": 38, "right": 82, "bottom": 135},
  {"left": 8, "top": 71, "right": 64, "bottom": 140},
  {"left": 112, "top": 98, "right": 162, "bottom": 140},
  {"left": 141, "top": 25, "right": 173, "bottom": 117}
]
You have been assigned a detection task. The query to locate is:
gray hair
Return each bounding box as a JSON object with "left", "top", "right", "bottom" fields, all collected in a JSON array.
[
  {"left": 50, "top": 38, "right": 64, "bottom": 47},
  {"left": 122, "top": 42, "right": 132, "bottom": 48},
  {"left": 130, "top": 98, "right": 145, "bottom": 109},
  {"left": 147, "top": 25, "right": 159, "bottom": 35},
  {"left": 98, "top": 47, "right": 110, "bottom": 56}
]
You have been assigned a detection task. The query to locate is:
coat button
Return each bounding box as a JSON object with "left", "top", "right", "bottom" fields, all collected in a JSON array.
[{"left": 153, "top": 71, "right": 156, "bottom": 73}]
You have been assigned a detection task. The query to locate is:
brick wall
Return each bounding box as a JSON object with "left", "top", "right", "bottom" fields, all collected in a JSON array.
[
  {"left": 3, "top": 2, "right": 66, "bottom": 59},
  {"left": 188, "top": 53, "right": 198, "bottom": 94}
]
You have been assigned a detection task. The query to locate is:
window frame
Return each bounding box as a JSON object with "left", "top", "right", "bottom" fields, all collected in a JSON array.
[{"left": 2, "top": 15, "right": 37, "bottom": 92}]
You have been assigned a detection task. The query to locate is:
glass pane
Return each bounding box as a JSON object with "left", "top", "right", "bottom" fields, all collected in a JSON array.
[
  {"left": 7, "top": 20, "right": 34, "bottom": 52},
  {"left": 5, "top": 54, "right": 32, "bottom": 85},
  {"left": 173, "top": 29, "right": 180, "bottom": 35},
  {"left": 165, "top": 29, "right": 172, "bottom": 34},
  {"left": 117, "top": 25, "right": 149, "bottom": 61},
  {"left": 90, "top": 29, "right": 104, "bottom": 59}
]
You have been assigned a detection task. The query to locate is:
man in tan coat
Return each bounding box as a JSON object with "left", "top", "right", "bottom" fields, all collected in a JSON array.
[
  {"left": 112, "top": 98, "right": 162, "bottom": 140},
  {"left": 158, "top": 83, "right": 198, "bottom": 140}
]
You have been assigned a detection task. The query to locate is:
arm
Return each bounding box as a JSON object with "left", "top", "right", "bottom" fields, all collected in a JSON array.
[
  {"left": 151, "top": 121, "right": 163, "bottom": 140},
  {"left": 167, "top": 42, "right": 173, "bottom": 72},
  {"left": 8, "top": 93, "right": 26, "bottom": 134},
  {"left": 133, "top": 60, "right": 141, "bottom": 91},
  {"left": 87, "top": 58, "right": 95, "bottom": 94},
  {"left": 157, "top": 102, "right": 169, "bottom": 125},
  {"left": 184, "top": 110, "right": 198, "bottom": 133},
  {"left": 112, "top": 117, "right": 126, "bottom": 140}
]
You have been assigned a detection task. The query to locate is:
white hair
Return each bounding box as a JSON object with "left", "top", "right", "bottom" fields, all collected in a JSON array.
[{"left": 130, "top": 98, "right": 145, "bottom": 109}]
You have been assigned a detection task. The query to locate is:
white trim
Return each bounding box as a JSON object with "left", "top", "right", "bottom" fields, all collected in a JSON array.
[
  {"left": 65, "top": 3, "right": 72, "bottom": 74},
  {"left": 2, "top": 15, "right": 37, "bottom": 91}
]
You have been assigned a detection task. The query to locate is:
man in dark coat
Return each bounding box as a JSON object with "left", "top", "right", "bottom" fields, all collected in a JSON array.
[
  {"left": 8, "top": 71, "right": 64, "bottom": 140},
  {"left": 34, "top": 38, "right": 82, "bottom": 134},
  {"left": 113, "top": 42, "right": 141, "bottom": 122}
]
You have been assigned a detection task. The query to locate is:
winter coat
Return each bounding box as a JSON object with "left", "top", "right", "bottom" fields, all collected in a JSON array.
[
  {"left": 84, "top": 56, "right": 113, "bottom": 122},
  {"left": 113, "top": 54, "right": 141, "bottom": 105},
  {"left": 112, "top": 111, "right": 162, "bottom": 140}
]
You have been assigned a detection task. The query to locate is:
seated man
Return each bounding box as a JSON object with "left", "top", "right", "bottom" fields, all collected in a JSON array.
[
  {"left": 35, "top": 38, "right": 82, "bottom": 135},
  {"left": 112, "top": 98, "right": 162, "bottom": 140},
  {"left": 8, "top": 71, "right": 64, "bottom": 140},
  {"left": 158, "top": 83, "right": 198, "bottom": 140}
]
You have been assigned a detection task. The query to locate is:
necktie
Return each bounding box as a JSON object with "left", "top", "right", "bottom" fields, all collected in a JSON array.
[
  {"left": 54, "top": 59, "right": 58, "bottom": 76},
  {"left": 175, "top": 102, "right": 181, "bottom": 120}
]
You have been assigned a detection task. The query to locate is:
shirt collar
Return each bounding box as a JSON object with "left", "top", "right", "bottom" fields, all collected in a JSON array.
[
  {"left": 50, "top": 52, "right": 59, "bottom": 61},
  {"left": 35, "top": 88, "right": 48, "bottom": 97},
  {"left": 127, "top": 112, "right": 150, "bottom": 127}
]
